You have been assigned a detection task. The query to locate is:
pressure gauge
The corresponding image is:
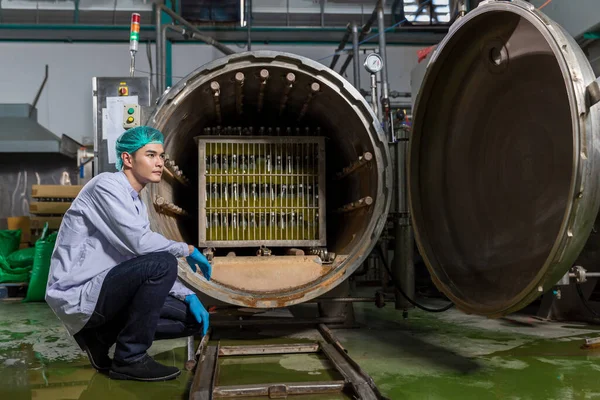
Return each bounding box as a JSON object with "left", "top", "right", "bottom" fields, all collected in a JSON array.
[{"left": 364, "top": 53, "right": 383, "bottom": 74}]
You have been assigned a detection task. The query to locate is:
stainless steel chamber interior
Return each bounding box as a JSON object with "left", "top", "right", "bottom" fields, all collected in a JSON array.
[
  {"left": 409, "top": 2, "right": 600, "bottom": 317},
  {"left": 142, "top": 51, "right": 392, "bottom": 308}
]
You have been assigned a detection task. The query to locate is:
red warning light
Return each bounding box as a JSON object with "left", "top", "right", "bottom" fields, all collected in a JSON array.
[{"left": 131, "top": 13, "right": 141, "bottom": 24}]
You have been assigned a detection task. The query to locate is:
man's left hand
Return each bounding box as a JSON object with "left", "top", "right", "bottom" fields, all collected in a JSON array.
[{"left": 185, "top": 295, "right": 209, "bottom": 336}]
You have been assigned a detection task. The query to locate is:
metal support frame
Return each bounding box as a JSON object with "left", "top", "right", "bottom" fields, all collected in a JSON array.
[
  {"left": 188, "top": 321, "right": 386, "bottom": 399},
  {"left": 197, "top": 136, "right": 327, "bottom": 248}
]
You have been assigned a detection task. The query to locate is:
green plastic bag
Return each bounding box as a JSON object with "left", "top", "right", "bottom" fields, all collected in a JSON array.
[
  {"left": 7, "top": 247, "right": 36, "bottom": 269},
  {"left": 0, "top": 229, "right": 21, "bottom": 258},
  {"left": 23, "top": 229, "right": 58, "bottom": 303},
  {"left": 0, "top": 254, "right": 29, "bottom": 283}
]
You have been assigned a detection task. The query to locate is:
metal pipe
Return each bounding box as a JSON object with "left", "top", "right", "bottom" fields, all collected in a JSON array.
[
  {"left": 212, "top": 317, "right": 345, "bottom": 327},
  {"left": 351, "top": 22, "right": 360, "bottom": 89},
  {"left": 155, "top": 2, "right": 162, "bottom": 92},
  {"left": 339, "top": 54, "right": 354, "bottom": 79},
  {"left": 391, "top": 104, "right": 414, "bottom": 309},
  {"left": 279, "top": 72, "right": 295, "bottom": 115},
  {"left": 160, "top": 24, "right": 167, "bottom": 93},
  {"left": 154, "top": 195, "right": 189, "bottom": 216},
  {"left": 320, "top": 0, "right": 325, "bottom": 27},
  {"left": 246, "top": 0, "right": 252, "bottom": 50},
  {"left": 219, "top": 343, "right": 319, "bottom": 356},
  {"left": 213, "top": 381, "right": 346, "bottom": 397},
  {"left": 393, "top": 221, "right": 414, "bottom": 310},
  {"left": 286, "top": 0, "right": 290, "bottom": 26},
  {"left": 184, "top": 336, "right": 195, "bottom": 370},
  {"left": 310, "top": 297, "right": 379, "bottom": 303},
  {"left": 129, "top": 52, "right": 135, "bottom": 77},
  {"left": 337, "top": 196, "right": 373, "bottom": 213},
  {"left": 161, "top": 23, "right": 212, "bottom": 93},
  {"left": 330, "top": 24, "right": 351, "bottom": 70},
  {"left": 159, "top": 4, "right": 235, "bottom": 56},
  {"left": 339, "top": 2, "right": 378, "bottom": 76},
  {"left": 297, "top": 82, "right": 320, "bottom": 121},
  {"left": 211, "top": 81, "right": 222, "bottom": 123},
  {"left": 30, "top": 64, "right": 48, "bottom": 117},
  {"left": 377, "top": 1, "right": 391, "bottom": 140},
  {"left": 395, "top": 134, "right": 409, "bottom": 216},
  {"left": 370, "top": 74, "right": 378, "bottom": 116},
  {"left": 235, "top": 72, "right": 245, "bottom": 115},
  {"left": 336, "top": 152, "right": 373, "bottom": 180},
  {"left": 257, "top": 68, "right": 269, "bottom": 112}
]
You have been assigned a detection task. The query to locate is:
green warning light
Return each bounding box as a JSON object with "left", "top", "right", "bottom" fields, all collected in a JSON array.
[{"left": 127, "top": 108, "right": 135, "bottom": 115}]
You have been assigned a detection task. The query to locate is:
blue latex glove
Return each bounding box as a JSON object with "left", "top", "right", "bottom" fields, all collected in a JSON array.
[
  {"left": 185, "top": 294, "right": 209, "bottom": 336},
  {"left": 186, "top": 247, "right": 212, "bottom": 280}
]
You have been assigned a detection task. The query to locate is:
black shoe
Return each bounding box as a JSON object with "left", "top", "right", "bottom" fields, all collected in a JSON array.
[
  {"left": 73, "top": 330, "right": 112, "bottom": 372},
  {"left": 109, "top": 354, "right": 181, "bottom": 382}
]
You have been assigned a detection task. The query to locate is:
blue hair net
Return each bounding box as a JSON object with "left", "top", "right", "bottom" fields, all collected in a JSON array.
[{"left": 115, "top": 126, "right": 164, "bottom": 170}]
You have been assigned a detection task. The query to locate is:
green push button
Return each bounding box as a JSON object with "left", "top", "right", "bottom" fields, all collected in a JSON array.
[{"left": 127, "top": 108, "right": 135, "bottom": 115}]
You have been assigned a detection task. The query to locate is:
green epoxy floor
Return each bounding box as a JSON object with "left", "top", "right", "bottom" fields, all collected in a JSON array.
[{"left": 2, "top": 300, "right": 600, "bottom": 399}]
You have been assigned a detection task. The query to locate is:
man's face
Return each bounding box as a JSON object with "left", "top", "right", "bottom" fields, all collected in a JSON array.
[{"left": 129, "top": 143, "right": 165, "bottom": 185}]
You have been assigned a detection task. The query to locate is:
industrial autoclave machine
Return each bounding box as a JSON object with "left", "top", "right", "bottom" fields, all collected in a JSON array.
[{"left": 93, "top": 0, "right": 600, "bottom": 320}]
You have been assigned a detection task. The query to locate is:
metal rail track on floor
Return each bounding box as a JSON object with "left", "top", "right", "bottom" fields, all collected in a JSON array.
[{"left": 188, "top": 323, "right": 387, "bottom": 399}]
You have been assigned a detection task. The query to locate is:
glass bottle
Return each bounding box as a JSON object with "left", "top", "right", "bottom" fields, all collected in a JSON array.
[
  {"left": 240, "top": 214, "right": 248, "bottom": 240},
  {"left": 280, "top": 184, "right": 287, "bottom": 199},
  {"left": 269, "top": 212, "right": 276, "bottom": 240},
  {"left": 231, "top": 154, "right": 238, "bottom": 174},
  {"left": 240, "top": 155, "right": 247, "bottom": 174},
  {"left": 231, "top": 213, "right": 238, "bottom": 240},
  {"left": 222, "top": 155, "right": 229, "bottom": 174},
  {"left": 232, "top": 183, "right": 239, "bottom": 203},
  {"left": 211, "top": 183, "right": 219, "bottom": 204},
  {"left": 241, "top": 184, "right": 247, "bottom": 203},
  {"left": 222, "top": 213, "right": 230, "bottom": 240},
  {"left": 248, "top": 212, "right": 256, "bottom": 240},
  {"left": 290, "top": 212, "right": 296, "bottom": 240},
  {"left": 266, "top": 155, "right": 272, "bottom": 173},
  {"left": 251, "top": 183, "right": 258, "bottom": 203},
  {"left": 212, "top": 212, "right": 220, "bottom": 240},
  {"left": 298, "top": 184, "right": 304, "bottom": 206},
  {"left": 223, "top": 183, "right": 229, "bottom": 203},
  {"left": 298, "top": 213, "right": 305, "bottom": 240}
]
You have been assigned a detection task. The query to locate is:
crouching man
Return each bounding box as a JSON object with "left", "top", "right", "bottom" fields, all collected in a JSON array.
[{"left": 46, "top": 126, "right": 212, "bottom": 382}]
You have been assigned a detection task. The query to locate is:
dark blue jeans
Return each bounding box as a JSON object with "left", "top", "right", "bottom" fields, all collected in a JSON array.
[{"left": 79, "top": 252, "right": 201, "bottom": 364}]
